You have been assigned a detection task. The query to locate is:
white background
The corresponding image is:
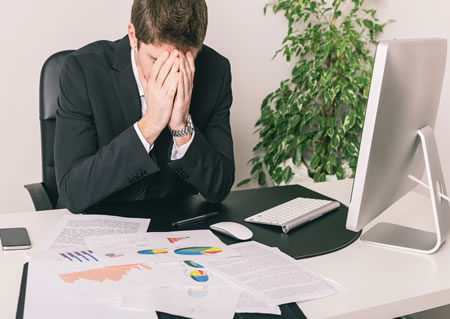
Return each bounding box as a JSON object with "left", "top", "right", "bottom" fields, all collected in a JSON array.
[{"left": 1, "top": 0, "right": 450, "bottom": 213}]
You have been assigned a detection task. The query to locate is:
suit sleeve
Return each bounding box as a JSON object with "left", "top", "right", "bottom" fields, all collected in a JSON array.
[
  {"left": 54, "top": 54, "right": 159, "bottom": 213},
  {"left": 168, "top": 59, "right": 235, "bottom": 203}
]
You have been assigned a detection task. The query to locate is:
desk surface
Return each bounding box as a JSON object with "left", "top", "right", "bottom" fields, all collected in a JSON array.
[{"left": 1, "top": 180, "right": 450, "bottom": 319}]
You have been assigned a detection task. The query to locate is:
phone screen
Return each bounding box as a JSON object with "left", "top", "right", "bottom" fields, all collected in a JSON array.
[{"left": 0, "top": 227, "right": 32, "bottom": 250}]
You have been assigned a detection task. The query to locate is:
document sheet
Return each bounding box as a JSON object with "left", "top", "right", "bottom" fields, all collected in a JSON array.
[
  {"left": 24, "top": 260, "right": 159, "bottom": 319},
  {"left": 41, "top": 214, "right": 150, "bottom": 250},
  {"left": 203, "top": 241, "right": 339, "bottom": 305},
  {"left": 86, "top": 229, "right": 240, "bottom": 263},
  {"left": 25, "top": 218, "right": 344, "bottom": 319}
]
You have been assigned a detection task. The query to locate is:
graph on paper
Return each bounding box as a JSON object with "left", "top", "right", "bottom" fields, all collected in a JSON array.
[
  {"left": 59, "top": 250, "right": 99, "bottom": 263},
  {"left": 168, "top": 236, "right": 190, "bottom": 243}
]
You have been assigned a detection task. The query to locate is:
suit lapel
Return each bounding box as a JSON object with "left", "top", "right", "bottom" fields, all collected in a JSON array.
[{"left": 111, "top": 35, "right": 141, "bottom": 127}]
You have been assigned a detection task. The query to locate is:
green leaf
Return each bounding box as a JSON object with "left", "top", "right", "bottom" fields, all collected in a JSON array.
[
  {"left": 330, "top": 134, "right": 340, "bottom": 150},
  {"left": 314, "top": 172, "right": 326, "bottom": 182},
  {"left": 283, "top": 166, "right": 293, "bottom": 183},
  {"left": 237, "top": 178, "right": 251, "bottom": 187},
  {"left": 336, "top": 166, "right": 345, "bottom": 180},
  {"left": 310, "top": 155, "right": 321, "bottom": 169},
  {"left": 327, "top": 127, "right": 335, "bottom": 137},
  {"left": 292, "top": 145, "right": 303, "bottom": 165},
  {"left": 251, "top": 162, "right": 263, "bottom": 175},
  {"left": 363, "top": 19, "right": 374, "bottom": 29},
  {"left": 273, "top": 167, "right": 284, "bottom": 184},
  {"left": 314, "top": 143, "right": 323, "bottom": 154},
  {"left": 325, "top": 156, "right": 337, "bottom": 174},
  {"left": 258, "top": 171, "right": 267, "bottom": 186},
  {"left": 253, "top": 141, "right": 264, "bottom": 152},
  {"left": 345, "top": 141, "right": 359, "bottom": 157},
  {"left": 342, "top": 113, "right": 356, "bottom": 131},
  {"left": 288, "top": 114, "right": 301, "bottom": 129}
]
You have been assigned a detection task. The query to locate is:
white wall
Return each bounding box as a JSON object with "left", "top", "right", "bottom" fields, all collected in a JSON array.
[
  {"left": 1, "top": 0, "right": 450, "bottom": 213},
  {"left": 0, "top": 0, "right": 134, "bottom": 213}
]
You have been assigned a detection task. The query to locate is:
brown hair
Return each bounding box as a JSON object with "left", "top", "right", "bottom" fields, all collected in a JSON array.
[{"left": 131, "top": 0, "right": 208, "bottom": 51}]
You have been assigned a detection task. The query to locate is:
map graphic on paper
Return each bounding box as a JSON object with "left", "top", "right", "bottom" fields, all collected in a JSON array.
[
  {"left": 168, "top": 236, "right": 190, "bottom": 243},
  {"left": 59, "top": 263, "right": 152, "bottom": 283},
  {"left": 174, "top": 247, "right": 222, "bottom": 255}
]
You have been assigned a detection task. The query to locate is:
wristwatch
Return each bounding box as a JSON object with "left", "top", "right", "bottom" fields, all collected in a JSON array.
[{"left": 168, "top": 114, "right": 195, "bottom": 137}]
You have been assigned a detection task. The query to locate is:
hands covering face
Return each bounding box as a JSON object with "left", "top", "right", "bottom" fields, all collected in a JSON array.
[{"left": 136, "top": 49, "right": 195, "bottom": 141}]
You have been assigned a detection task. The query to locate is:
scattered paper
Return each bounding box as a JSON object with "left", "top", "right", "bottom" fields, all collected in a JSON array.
[
  {"left": 203, "top": 241, "right": 339, "bottom": 305},
  {"left": 88, "top": 260, "right": 243, "bottom": 319},
  {"left": 86, "top": 230, "right": 240, "bottom": 264},
  {"left": 236, "top": 291, "right": 281, "bottom": 315},
  {"left": 24, "top": 260, "right": 159, "bottom": 319},
  {"left": 42, "top": 214, "right": 150, "bottom": 250}
]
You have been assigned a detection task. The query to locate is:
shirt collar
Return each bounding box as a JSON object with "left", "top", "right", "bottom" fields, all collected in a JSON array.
[{"left": 130, "top": 48, "right": 144, "bottom": 97}]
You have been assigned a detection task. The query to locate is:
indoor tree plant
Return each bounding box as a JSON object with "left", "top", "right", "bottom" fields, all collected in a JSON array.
[{"left": 239, "top": 0, "right": 390, "bottom": 186}]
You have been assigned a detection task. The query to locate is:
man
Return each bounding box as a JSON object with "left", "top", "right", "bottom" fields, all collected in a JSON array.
[{"left": 54, "top": 0, "right": 234, "bottom": 213}]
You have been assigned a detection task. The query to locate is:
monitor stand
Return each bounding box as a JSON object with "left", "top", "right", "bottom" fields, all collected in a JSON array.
[{"left": 360, "top": 126, "right": 450, "bottom": 254}]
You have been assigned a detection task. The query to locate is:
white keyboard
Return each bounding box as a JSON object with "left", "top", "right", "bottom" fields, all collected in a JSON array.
[{"left": 245, "top": 197, "right": 340, "bottom": 233}]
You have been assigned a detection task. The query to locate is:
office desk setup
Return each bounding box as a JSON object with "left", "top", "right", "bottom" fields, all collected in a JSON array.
[{"left": 2, "top": 179, "right": 450, "bottom": 319}]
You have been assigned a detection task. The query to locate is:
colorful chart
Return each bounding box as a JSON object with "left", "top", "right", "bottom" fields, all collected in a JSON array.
[
  {"left": 168, "top": 236, "right": 190, "bottom": 243},
  {"left": 184, "top": 260, "right": 204, "bottom": 268},
  {"left": 105, "top": 253, "right": 124, "bottom": 258},
  {"left": 60, "top": 250, "right": 99, "bottom": 262},
  {"left": 190, "top": 270, "right": 209, "bottom": 282},
  {"left": 188, "top": 286, "right": 209, "bottom": 298},
  {"left": 137, "top": 249, "right": 168, "bottom": 255},
  {"left": 174, "top": 247, "right": 222, "bottom": 255},
  {"left": 59, "top": 264, "right": 152, "bottom": 283}
]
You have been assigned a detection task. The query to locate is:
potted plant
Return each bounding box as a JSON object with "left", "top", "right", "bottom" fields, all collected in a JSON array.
[{"left": 239, "top": 0, "right": 391, "bottom": 187}]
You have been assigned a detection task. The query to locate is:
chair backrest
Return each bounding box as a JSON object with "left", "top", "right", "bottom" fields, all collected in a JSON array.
[{"left": 39, "top": 50, "right": 74, "bottom": 207}]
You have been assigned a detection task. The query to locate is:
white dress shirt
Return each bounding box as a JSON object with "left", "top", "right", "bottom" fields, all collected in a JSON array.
[{"left": 131, "top": 49, "right": 194, "bottom": 160}]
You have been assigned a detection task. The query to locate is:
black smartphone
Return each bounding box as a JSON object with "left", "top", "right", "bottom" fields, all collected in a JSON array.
[{"left": 0, "top": 227, "right": 32, "bottom": 250}]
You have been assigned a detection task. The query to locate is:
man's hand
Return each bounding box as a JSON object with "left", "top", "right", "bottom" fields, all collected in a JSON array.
[
  {"left": 137, "top": 50, "right": 180, "bottom": 145},
  {"left": 169, "top": 51, "right": 195, "bottom": 146}
]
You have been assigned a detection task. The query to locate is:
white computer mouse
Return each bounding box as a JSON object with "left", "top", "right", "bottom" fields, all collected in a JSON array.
[{"left": 209, "top": 221, "right": 253, "bottom": 241}]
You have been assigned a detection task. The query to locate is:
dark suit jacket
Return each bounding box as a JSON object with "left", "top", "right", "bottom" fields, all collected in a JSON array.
[{"left": 54, "top": 35, "right": 235, "bottom": 213}]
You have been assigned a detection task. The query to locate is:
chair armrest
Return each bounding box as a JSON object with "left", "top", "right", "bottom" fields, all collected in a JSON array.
[{"left": 24, "top": 183, "right": 54, "bottom": 211}]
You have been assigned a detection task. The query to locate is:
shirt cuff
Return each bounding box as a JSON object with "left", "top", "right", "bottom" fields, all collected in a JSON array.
[
  {"left": 133, "top": 122, "right": 154, "bottom": 153},
  {"left": 171, "top": 131, "right": 195, "bottom": 160}
]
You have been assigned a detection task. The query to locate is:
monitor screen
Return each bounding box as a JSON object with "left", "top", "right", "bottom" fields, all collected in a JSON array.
[{"left": 346, "top": 38, "right": 449, "bottom": 253}]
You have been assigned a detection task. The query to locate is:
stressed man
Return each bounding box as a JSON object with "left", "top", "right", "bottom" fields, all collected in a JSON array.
[{"left": 54, "top": 0, "right": 234, "bottom": 213}]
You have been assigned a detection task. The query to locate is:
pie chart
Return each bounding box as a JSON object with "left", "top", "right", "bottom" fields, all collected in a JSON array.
[
  {"left": 188, "top": 286, "right": 208, "bottom": 298},
  {"left": 184, "top": 261, "right": 204, "bottom": 268},
  {"left": 137, "top": 249, "right": 168, "bottom": 255},
  {"left": 174, "top": 247, "right": 222, "bottom": 255},
  {"left": 190, "top": 270, "right": 209, "bottom": 282}
]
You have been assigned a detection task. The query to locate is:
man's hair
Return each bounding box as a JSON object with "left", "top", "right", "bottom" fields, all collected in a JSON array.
[{"left": 131, "top": 0, "right": 208, "bottom": 50}]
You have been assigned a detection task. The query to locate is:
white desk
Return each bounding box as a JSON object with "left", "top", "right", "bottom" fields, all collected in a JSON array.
[{"left": 1, "top": 180, "right": 449, "bottom": 319}]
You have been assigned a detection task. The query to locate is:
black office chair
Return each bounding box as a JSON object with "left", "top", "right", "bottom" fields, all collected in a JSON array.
[{"left": 25, "top": 50, "right": 74, "bottom": 211}]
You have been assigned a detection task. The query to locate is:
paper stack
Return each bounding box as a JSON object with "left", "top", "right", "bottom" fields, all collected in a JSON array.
[{"left": 24, "top": 214, "right": 343, "bottom": 319}]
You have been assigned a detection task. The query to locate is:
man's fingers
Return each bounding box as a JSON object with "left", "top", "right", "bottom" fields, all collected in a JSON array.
[
  {"left": 162, "top": 57, "right": 179, "bottom": 92},
  {"left": 180, "top": 55, "right": 191, "bottom": 86},
  {"left": 177, "top": 69, "right": 185, "bottom": 100},
  {"left": 186, "top": 50, "right": 195, "bottom": 76},
  {"left": 181, "top": 58, "right": 190, "bottom": 99},
  {"left": 150, "top": 51, "right": 169, "bottom": 84},
  {"left": 156, "top": 50, "right": 179, "bottom": 87},
  {"left": 167, "top": 72, "right": 178, "bottom": 98},
  {"left": 136, "top": 61, "right": 148, "bottom": 91}
]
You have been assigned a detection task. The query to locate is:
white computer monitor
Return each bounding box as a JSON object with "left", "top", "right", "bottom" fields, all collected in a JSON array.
[{"left": 346, "top": 38, "right": 450, "bottom": 254}]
